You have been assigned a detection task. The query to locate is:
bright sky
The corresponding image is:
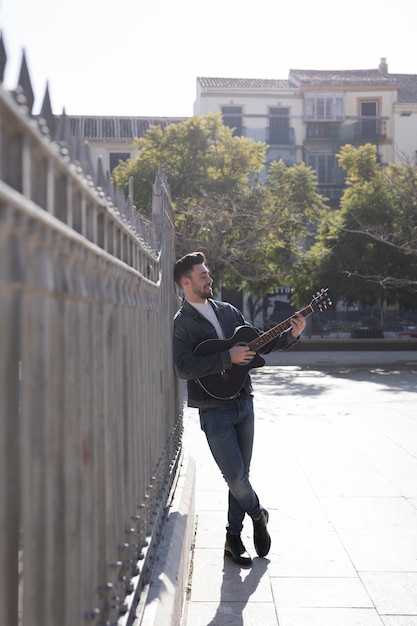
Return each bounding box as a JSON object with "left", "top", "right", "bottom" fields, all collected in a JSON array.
[{"left": 0, "top": 0, "right": 415, "bottom": 118}]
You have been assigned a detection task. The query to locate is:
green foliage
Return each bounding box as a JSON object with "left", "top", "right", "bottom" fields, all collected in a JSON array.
[
  {"left": 266, "top": 159, "right": 329, "bottom": 304},
  {"left": 295, "top": 144, "right": 417, "bottom": 308},
  {"left": 114, "top": 119, "right": 417, "bottom": 308},
  {"left": 337, "top": 143, "right": 380, "bottom": 184},
  {"left": 268, "top": 159, "right": 326, "bottom": 222},
  {"left": 112, "top": 115, "right": 329, "bottom": 299},
  {"left": 174, "top": 187, "right": 295, "bottom": 296},
  {"left": 112, "top": 113, "right": 266, "bottom": 214}
]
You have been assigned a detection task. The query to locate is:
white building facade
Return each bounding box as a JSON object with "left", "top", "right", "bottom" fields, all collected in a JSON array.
[
  {"left": 194, "top": 59, "right": 417, "bottom": 204},
  {"left": 67, "top": 59, "right": 417, "bottom": 206}
]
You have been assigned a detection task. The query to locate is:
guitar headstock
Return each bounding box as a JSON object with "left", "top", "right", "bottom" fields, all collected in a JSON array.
[{"left": 310, "top": 288, "right": 332, "bottom": 312}]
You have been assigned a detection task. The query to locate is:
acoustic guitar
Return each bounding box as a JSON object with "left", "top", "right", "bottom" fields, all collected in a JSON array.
[{"left": 194, "top": 288, "right": 331, "bottom": 399}]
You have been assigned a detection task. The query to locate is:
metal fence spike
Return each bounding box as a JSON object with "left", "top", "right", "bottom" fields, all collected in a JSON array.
[
  {"left": 39, "top": 82, "right": 56, "bottom": 135},
  {"left": 17, "top": 49, "right": 34, "bottom": 112},
  {"left": 96, "top": 155, "right": 107, "bottom": 189},
  {"left": 0, "top": 32, "right": 7, "bottom": 83},
  {"left": 55, "top": 106, "right": 74, "bottom": 151}
]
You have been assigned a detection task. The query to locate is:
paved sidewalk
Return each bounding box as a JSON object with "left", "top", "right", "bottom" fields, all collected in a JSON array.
[{"left": 181, "top": 350, "right": 417, "bottom": 626}]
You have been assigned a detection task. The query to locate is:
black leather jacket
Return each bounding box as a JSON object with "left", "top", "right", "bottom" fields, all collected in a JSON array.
[{"left": 173, "top": 298, "right": 299, "bottom": 409}]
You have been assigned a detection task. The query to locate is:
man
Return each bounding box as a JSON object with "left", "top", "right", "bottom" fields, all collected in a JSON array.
[{"left": 173, "top": 251, "right": 306, "bottom": 566}]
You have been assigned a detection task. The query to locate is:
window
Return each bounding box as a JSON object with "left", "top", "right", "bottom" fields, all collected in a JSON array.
[
  {"left": 305, "top": 95, "right": 344, "bottom": 121},
  {"left": 110, "top": 152, "right": 130, "bottom": 172},
  {"left": 307, "top": 153, "right": 335, "bottom": 184},
  {"left": 221, "top": 106, "right": 242, "bottom": 136},
  {"left": 360, "top": 101, "right": 378, "bottom": 138},
  {"left": 269, "top": 108, "right": 290, "bottom": 144},
  {"left": 307, "top": 123, "right": 340, "bottom": 139}
]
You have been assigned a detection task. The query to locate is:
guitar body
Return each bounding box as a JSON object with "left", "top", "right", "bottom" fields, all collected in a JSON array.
[
  {"left": 193, "top": 326, "right": 266, "bottom": 400},
  {"left": 193, "top": 288, "right": 331, "bottom": 400}
]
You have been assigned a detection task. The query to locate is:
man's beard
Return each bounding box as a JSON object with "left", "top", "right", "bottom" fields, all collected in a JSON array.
[{"left": 198, "top": 285, "right": 213, "bottom": 299}]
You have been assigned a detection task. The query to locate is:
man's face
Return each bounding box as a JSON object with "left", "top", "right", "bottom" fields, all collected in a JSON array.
[{"left": 182, "top": 263, "right": 213, "bottom": 302}]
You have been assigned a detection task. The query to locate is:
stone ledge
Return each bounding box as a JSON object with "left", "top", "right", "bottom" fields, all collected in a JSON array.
[
  {"left": 292, "top": 339, "right": 417, "bottom": 351},
  {"left": 137, "top": 455, "right": 196, "bottom": 626}
]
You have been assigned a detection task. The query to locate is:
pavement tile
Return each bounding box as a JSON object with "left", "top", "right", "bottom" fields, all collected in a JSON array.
[
  {"left": 376, "top": 463, "right": 417, "bottom": 499},
  {"left": 318, "top": 427, "right": 417, "bottom": 498},
  {"left": 358, "top": 412, "right": 417, "bottom": 458},
  {"left": 394, "top": 403, "right": 417, "bottom": 418},
  {"left": 277, "top": 607, "right": 384, "bottom": 625},
  {"left": 191, "top": 464, "right": 225, "bottom": 493},
  {"left": 381, "top": 618, "right": 417, "bottom": 626},
  {"left": 271, "top": 576, "right": 373, "bottom": 608},
  {"left": 360, "top": 572, "right": 417, "bottom": 614},
  {"left": 320, "top": 496, "right": 417, "bottom": 530},
  {"left": 193, "top": 471, "right": 225, "bottom": 491},
  {"left": 336, "top": 528, "right": 417, "bottom": 571},
  {"left": 253, "top": 470, "right": 319, "bottom": 501},
  {"left": 181, "top": 353, "right": 417, "bottom": 626},
  {"left": 267, "top": 501, "right": 333, "bottom": 532},
  {"left": 194, "top": 511, "right": 229, "bottom": 549},
  {"left": 306, "top": 464, "right": 401, "bottom": 497},
  {"left": 266, "top": 530, "right": 358, "bottom": 577},
  {"left": 189, "top": 549, "right": 273, "bottom": 603},
  {"left": 195, "top": 490, "right": 228, "bottom": 512},
  {"left": 185, "top": 601, "right": 279, "bottom": 626}
]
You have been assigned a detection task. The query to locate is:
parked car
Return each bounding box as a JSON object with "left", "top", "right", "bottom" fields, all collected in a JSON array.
[
  {"left": 351, "top": 317, "right": 384, "bottom": 338},
  {"left": 399, "top": 324, "right": 417, "bottom": 338}
]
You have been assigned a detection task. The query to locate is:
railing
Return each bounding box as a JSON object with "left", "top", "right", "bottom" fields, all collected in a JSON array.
[
  {"left": 305, "top": 120, "right": 388, "bottom": 143},
  {"left": 267, "top": 126, "right": 296, "bottom": 147},
  {"left": 0, "top": 38, "right": 182, "bottom": 626}
]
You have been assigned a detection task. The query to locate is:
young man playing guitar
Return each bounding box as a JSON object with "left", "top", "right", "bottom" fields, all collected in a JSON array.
[{"left": 173, "top": 251, "right": 306, "bottom": 566}]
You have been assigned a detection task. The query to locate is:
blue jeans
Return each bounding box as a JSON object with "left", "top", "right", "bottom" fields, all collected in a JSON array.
[{"left": 199, "top": 393, "right": 263, "bottom": 535}]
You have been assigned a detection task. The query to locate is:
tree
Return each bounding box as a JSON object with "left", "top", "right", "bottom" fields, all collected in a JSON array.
[
  {"left": 176, "top": 160, "right": 329, "bottom": 296},
  {"left": 112, "top": 113, "right": 266, "bottom": 215},
  {"left": 174, "top": 187, "right": 293, "bottom": 295},
  {"left": 266, "top": 159, "right": 329, "bottom": 306},
  {"left": 292, "top": 144, "right": 417, "bottom": 308},
  {"left": 113, "top": 115, "right": 331, "bottom": 299}
]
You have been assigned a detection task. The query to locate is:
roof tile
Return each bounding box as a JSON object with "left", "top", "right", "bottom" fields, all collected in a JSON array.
[
  {"left": 289, "top": 68, "right": 397, "bottom": 86},
  {"left": 197, "top": 77, "right": 290, "bottom": 89}
]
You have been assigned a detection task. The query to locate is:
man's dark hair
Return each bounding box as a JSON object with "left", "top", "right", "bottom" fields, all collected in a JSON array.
[{"left": 174, "top": 251, "right": 206, "bottom": 287}]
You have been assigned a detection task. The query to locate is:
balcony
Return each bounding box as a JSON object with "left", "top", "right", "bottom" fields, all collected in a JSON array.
[
  {"left": 267, "top": 126, "right": 296, "bottom": 146},
  {"left": 306, "top": 120, "right": 387, "bottom": 145}
]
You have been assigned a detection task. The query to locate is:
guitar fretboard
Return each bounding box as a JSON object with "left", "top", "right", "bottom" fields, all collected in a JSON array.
[{"left": 248, "top": 304, "right": 313, "bottom": 352}]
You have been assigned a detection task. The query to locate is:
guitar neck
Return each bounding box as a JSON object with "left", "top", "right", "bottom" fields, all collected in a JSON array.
[{"left": 248, "top": 304, "right": 313, "bottom": 352}]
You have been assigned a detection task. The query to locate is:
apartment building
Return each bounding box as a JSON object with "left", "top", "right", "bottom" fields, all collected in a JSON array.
[
  {"left": 67, "top": 59, "right": 417, "bottom": 205},
  {"left": 195, "top": 59, "right": 417, "bottom": 204},
  {"left": 194, "top": 77, "right": 304, "bottom": 169},
  {"left": 392, "top": 72, "right": 417, "bottom": 163},
  {"left": 67, "top": 115, "right": 187, "bottom": 175}
]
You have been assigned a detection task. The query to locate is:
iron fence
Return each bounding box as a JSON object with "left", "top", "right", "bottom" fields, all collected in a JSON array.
[{"left": 0, "top": 40, "right": 182, "bottom": 626}]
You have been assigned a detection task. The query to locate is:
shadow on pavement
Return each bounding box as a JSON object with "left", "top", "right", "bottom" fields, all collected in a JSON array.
[
  {"left": 251, "top": 363, "right": 417, "bottom": 397},
  {"left": 206, "top": 557, "right": 269, "bottom": 626}
]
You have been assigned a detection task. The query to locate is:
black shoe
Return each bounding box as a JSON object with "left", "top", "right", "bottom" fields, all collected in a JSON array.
[
  {"left": 224, "top": 531, "right": 252, "bottom": 566},
  {"left": 253, "top": 508, "right": 271, "bottom": 557}
]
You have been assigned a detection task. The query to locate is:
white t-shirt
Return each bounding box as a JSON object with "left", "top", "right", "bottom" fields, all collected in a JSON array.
[{"left": 187, "top": 300, "right": 225, "bottom": 340}]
